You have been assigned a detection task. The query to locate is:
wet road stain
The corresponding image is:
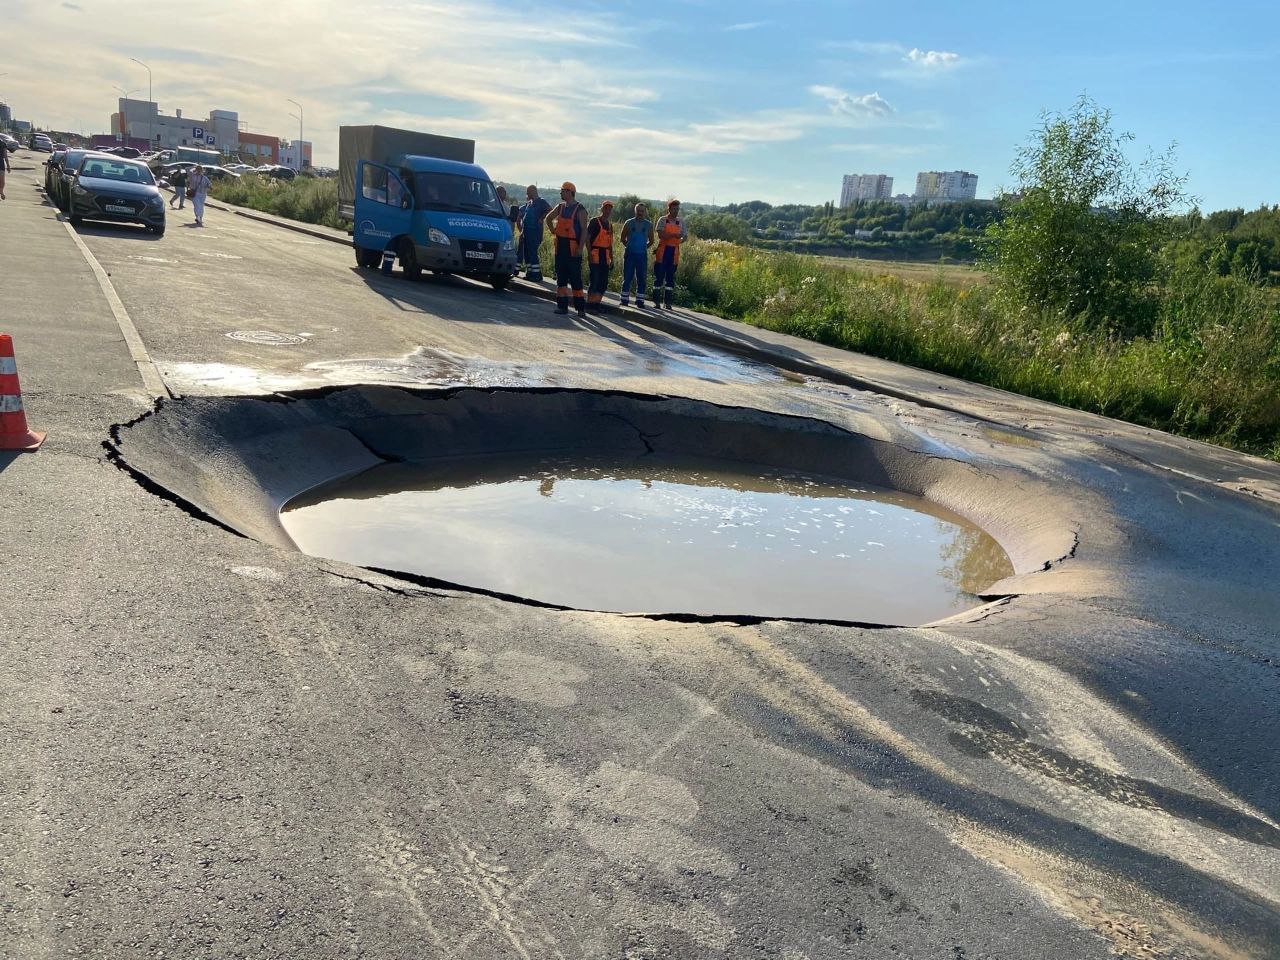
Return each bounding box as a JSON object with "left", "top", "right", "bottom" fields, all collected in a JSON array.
[{"left": 912, "top": 689, "right": 1280, "bottom": 850}]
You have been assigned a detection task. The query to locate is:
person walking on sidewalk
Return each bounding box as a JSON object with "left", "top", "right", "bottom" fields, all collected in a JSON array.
[
  {"left": 545, "top": 182, "right": 588, "bottom": 317},
  {"left": 188, "top": 166, "right": 212, "bottom": 227},
  {"left": 0, "top": 137, "right": 10, "bottom": 201},
  {"left": 169, "top": 167, "right": 188, "bottom": 209},
  {"left": 620, "top": 202, "right": 653, "bottom": 307},
  {"left": 518, "top": 185, "right": 551, "bottom": 281},
  {"left": 586, "top": 200, "right": 615, "bottom": 312},
  {"left": 652, "top": 199, "right": 687, "bottom": 309}
]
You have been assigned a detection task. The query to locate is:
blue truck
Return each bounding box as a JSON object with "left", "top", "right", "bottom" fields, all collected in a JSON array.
[{"left": 338, "top": 125, "right": 516, "bottom": 289}]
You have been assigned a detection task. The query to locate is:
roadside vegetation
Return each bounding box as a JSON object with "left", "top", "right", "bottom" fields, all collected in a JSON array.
[
  {"left": 213, "top": 99, "right": 1280, "bottom": 460},
  {"left": 208, "top": 174, "right": 348, "bottom": 231}
]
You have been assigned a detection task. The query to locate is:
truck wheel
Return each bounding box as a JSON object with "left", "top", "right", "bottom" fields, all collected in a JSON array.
[
  {"left": 354, "top": 246, "right": 380, "bottom": 269},
  {"left": 399, "top": 240, "right": 422, "bottom": 280},
  {"left": 489, "top": 273, "right": 510, "bottom": 291}
]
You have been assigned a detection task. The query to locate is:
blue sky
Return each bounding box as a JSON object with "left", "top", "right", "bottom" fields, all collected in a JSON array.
[{"left": 5, "top": 0, "right": 1278, "bottom": 210}]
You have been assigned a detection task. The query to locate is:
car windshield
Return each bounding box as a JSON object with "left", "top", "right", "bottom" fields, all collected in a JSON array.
[
  {"left": 79, "top": 158, "right": 155, "bottom": 185},
  {"left": 412, "top": 173, "right": 503, "bottom": 215}
]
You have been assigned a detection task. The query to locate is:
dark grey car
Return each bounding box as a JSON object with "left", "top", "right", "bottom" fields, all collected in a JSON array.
[
  {"left": 68, "top": 155, "right": 166, "bottom": 235},
  {"left": 53, "top": 149, "right": 113, "bottom": 211}
]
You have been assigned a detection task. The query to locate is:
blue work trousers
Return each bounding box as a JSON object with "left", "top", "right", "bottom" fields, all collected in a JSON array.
[
  {"left": 621, "top": 250, "right": 647, "bottom": 302},
  {"left": 519, "top": 225, "right": 544, "bottom": 280}
]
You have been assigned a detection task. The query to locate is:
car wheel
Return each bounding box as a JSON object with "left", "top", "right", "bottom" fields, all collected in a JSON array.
[
  {"left": 489, "top": 273, "right": 511, "bottom": 291},
  {"left": 399, "top": 239, "right": 422, "bottom": 280},
  {"left": 69, "top": 215, "right": 82, "bottom": 226}
]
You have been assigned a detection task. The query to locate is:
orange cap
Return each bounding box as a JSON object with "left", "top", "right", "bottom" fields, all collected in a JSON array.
[
  {"left": 561, "top": 181, "right": 576, "bottom": 193},
  {"left": 668, "top": 198, "right": 680, "bottom": 208},
  {"left": 601, "top": 199, "right": 614, "bottom": 209}
]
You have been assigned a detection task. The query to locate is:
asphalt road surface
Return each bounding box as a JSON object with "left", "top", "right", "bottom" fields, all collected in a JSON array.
[{"left": 2, "top": 153, "right": 1278, "bottom": 960}]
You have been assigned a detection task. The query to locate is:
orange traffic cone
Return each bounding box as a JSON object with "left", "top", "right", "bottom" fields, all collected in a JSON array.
[{"left": 0, "top": 334, "right": 46, "bottom": 452}]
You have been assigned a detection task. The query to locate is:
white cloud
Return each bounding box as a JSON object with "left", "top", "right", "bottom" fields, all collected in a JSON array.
[
  {"left": 905, "top": 48, "right": 961, "bottom": 69},
  {"left": 724, "top": 21, "right": 768, "bottom": 32},
  {"left": 809, "top": 86, "right": 894, "bottom": 120}
]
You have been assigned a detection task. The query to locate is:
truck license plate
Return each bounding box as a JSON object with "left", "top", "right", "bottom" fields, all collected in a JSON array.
[
  {"left": 464, "top": 250, "right": 494, "bottom": 260},
  {"left": 105, "top": 204, "right": 134, "bottom": 213}
]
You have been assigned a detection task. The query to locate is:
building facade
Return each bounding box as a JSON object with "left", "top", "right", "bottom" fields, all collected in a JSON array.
[
  {"left": 0, "top": 102, "right": 11, "bottom": 127},
  {"left": 108, "top": 98, "right": 302, "bottom": 164},
  {"left": 238, "top": 131, "right": 280, "bottom": 164},
  {"left": 913, "top": 170, "right": 978, "bottom": 201},
  {"left": 111, "top": 98, "right": 241, "bottom": 153},
  {"left": 839, "top": 173, "right": 894, "bottom": 207},
  {"left": 278, "top": 140, "right": 313, "bottom": 169}
]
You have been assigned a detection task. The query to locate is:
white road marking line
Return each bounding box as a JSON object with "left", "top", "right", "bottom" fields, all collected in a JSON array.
[{"left": 59, "top": 218, "right": 167, "bottom": 399}]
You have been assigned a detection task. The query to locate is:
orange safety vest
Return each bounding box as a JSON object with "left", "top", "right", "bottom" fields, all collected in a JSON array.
[
  {"left": 554, "top": 201, "right": 583, "bottom": 256},
  {"left": 589, "top": 216, "right": 614, "bottom": 266},
  {"left": 654, "top": 218, "right": 683, "bottom": 265}
]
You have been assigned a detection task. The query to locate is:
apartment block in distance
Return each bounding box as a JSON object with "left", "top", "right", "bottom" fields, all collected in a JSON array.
[
  {"left": 914, "top": 170, "right": 978, "bottom": 201},
  {"left": 840, "top": 173, "right": 894, "bottom": 206}
]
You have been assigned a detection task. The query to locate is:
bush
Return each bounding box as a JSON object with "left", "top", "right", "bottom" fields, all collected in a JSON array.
[{"left": 983, "top": 96, "right": 1189, "bottom": 335}]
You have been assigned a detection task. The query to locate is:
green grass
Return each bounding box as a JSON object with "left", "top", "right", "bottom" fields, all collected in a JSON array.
[
  {"left": 208, "top": 175, "right": 349, "bottom": 232},
  {"left": 675, "top": 240, "right": 1280, "bottom": 461}
]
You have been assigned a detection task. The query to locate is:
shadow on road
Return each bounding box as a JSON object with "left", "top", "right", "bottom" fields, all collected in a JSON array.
[{"left": 73, "top": 222, "right": 162, "bottom": 242}]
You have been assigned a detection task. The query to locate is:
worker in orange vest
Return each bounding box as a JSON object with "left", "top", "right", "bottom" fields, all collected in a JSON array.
[
  {"left": 652, "top": 199, "right": 687, "bottom": 309},
  {"left": 544, "top": 181, "right": 590, "bottom": 317},
  {"left": 586, "top": 200, "right": 615, "bottom": 312}
]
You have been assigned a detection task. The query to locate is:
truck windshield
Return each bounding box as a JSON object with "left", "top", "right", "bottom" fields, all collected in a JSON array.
[{"left": 413, "top": 173, "right": 503, "bottom": 215}]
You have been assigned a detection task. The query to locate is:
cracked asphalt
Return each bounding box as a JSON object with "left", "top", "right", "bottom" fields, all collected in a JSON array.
[{"left": 2, "top": 153, "right": 1278, "bottom": 959}]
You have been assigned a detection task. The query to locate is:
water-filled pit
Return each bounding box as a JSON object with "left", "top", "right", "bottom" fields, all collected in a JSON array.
[
  {"left": 282, "top": 454, "right": 1012, "bottom": 623},
  {"left": 111, "top": 387, "right": 1066, "bottom": 625}
]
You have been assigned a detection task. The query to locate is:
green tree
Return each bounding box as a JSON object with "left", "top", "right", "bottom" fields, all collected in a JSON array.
[
  {"left": 983, "top": 96, "right": 1190, "bottom": 333},
  {"left": 686, "top": 212, "right": 752, "bottom": 243}
]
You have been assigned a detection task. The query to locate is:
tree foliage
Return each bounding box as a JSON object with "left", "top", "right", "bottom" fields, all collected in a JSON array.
[{"left": 983, "top": 96, "right": 1190, "bottom": 332}]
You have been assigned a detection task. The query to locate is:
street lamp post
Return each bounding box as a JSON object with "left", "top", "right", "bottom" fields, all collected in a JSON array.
[
  {"left": 130, "top": 57, "right": 152, "bottom": 147},
  {"left": 286, "top": 98, "right": 303, "bottom": 170}
]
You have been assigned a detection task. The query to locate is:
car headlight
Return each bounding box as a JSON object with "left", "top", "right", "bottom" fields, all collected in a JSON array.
[
  {"left": 147, "top": 196, "right": 164, "bottom": 207},
  {"left": 71, "top": 184, "right": 88, "bottom": 196},
  {"left": 428, "top": 227, "right": 450, "bottom": 246},
  {"left": 501, "top": 238, "right": 515, "bottom": 252}
]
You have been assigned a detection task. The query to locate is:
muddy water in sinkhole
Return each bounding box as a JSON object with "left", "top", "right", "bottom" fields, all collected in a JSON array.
[{"left": 281, "top": 456, "right": 1014, "bottom": 623}]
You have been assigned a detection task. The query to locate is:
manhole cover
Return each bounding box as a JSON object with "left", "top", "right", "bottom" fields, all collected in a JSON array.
[{"left": 225, "top": 331, "right": 306, "bottom": 345}]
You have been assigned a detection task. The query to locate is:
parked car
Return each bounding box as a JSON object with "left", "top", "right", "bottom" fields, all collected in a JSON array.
[
  {"left": 158, "top": 161, "right": 197, "bottom": 179},
  {"left": 67, "top": 155, "right": 166, "bottom": 235},
  {"left": 44, "top": 150, "right": 68, "bottom": 194},
  {"left": 54, "top": 149, "right": 114, "bottom": 211},
  {"left": 29, "top": 133, "right": 54, "bottom": 152},
  {"left": 251, "top": 164, "right": 295, "bottom": 181},
  {"left": 0, "top": 133, "right": 21, "bottom": 153},
  {"left": 204, "top": 166, "right": 241, "bottom": 181}
]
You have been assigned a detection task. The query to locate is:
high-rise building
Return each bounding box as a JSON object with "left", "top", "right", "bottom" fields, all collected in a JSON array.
[
  {"left": 913, "top": 170, "right": 978, "bottom": 201},
  {"left": 0, "top": 102, "right": 12, "bottom": 127},
  {"left": 840, "top": 173, "right": 894, "bottom": 206}
]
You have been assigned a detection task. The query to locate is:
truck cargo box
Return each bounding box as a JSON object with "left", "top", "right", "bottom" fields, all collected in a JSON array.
[{"left": 338, "top": 125, "right": 476, "bottom": 220}]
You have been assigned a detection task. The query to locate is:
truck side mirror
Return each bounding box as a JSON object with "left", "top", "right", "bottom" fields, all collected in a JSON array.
[{"left": 401, "top": 196, "right": 412, "bottom": 210}]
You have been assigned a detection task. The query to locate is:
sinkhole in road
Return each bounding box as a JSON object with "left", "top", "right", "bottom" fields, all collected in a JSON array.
[
  {"left": 281, "top": 454, "right": 1012, "bottom": 624},
  {"left": 111, "top": 386, "right": 1064, "bottom": 625}
]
